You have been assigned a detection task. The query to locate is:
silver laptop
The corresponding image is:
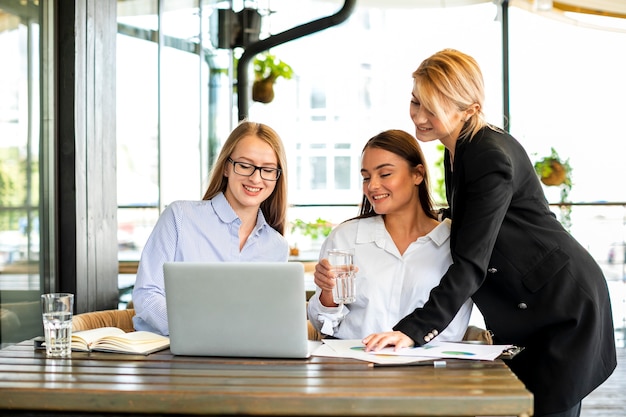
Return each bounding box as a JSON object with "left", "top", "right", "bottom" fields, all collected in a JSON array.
[{"left": 164, "top": 261, "right": 311, "bottom": 358}]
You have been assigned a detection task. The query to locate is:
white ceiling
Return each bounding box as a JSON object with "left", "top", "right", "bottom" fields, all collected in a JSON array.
[{"left": 321, "top": 0, "right": 626, "bottom": 19}]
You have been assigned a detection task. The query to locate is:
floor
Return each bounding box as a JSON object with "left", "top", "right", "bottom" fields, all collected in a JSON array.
[
  {"left": 468, "top": 277, "right": 625, "bottom": 417},
  {"left": 581, "top": 274, "right": 625, "bottom": 417},
  {"left": 580, "top": 344, "right": 625, "bottom": 417}
]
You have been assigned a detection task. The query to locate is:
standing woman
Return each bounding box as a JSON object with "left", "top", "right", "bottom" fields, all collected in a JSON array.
[
  {"left": 363, "top": 49, "right": 616, "bottom": 417},
  {"left": 132, "top": 121, "right": 289, "bottom": 336}
]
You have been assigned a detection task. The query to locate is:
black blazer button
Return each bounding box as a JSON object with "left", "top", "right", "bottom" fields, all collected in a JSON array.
[
  {"left": 487, "top": 267, "right": 498, "bottom": 273},
  {"left": 517, "top": 302, "right": 528, "bottom": 309}
]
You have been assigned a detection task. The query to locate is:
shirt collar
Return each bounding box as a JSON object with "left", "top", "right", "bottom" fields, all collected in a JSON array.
[
  {"left": 212, "top": 192, "right": 238, "bottom": 224},
  {"left": 428, "top": 218, "right": 451, "bottom": 247},
  {"left": 355, "top": 216, "right": 387, "bottom": 249},
  {"left": 253, "top": 208, "right": 270, "bottom": 235},
  {"left": 355, "top": 215, "right": 451, "bottom": 248},
  {"left": 211, "top": 191, "right": 270, "bottom": 234}
]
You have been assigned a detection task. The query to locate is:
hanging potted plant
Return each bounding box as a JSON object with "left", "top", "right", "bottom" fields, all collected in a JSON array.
[
  {"left": 534, "top": 147, "right": 572, "bottom": 200},
  {"left": 252, "top": 52, "right": 294, "bottom": 103},
  {"left": 534, "top": 147, "right": 573, "bottom": 229}
]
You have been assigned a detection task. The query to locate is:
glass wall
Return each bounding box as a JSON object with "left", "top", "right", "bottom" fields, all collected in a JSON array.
[
  {"left": 1, "top": 1, "right": 620, "bottom": 346},
  {"left": 248, "top": 1, "right": 503, "bottom": 253},
  {"left": 113, "top": 1, "right": 626, "bottom": 340},
  {"left": 116, "top": 0, "right": 234, "bottom": 302},
  {"left": 115, "top": 0, "right": 504, "bottom": 260},
  {"left": 0, "top": 0, "right": 42, "bottom": 347},
  {"left": 116, "top": 0, "right": 231, "bottom": 260},
  {"left": 116, "top": 0, "right": 161, "bottom": 266},
  {"left": 114, "top": 0, "right": 626, "bottom": 248}
]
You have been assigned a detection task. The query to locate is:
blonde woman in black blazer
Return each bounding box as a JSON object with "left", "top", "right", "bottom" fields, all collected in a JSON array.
[{"left": 363, "top": 49, "right": 616, "bottom": 417}]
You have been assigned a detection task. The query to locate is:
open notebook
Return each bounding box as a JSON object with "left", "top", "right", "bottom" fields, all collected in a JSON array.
[{"left": 164, "top": 262, "right": 311, "bottom": 358}]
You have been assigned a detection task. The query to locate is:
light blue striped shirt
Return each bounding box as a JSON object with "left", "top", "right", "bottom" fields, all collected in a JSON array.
[{"left": 132, "top": 192, "right": 289, "bottom": 335}]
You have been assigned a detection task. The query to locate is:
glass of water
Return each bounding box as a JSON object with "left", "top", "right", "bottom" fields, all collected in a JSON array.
[
  {"left": 41, "top": 293, "right": 74, "bottom": 357},
  {"left": 327, "top": 249, "right": 356, "bottom": 304}
]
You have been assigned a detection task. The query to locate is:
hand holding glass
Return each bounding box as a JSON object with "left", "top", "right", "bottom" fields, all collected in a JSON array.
[
  {"left": 41, "top": 293, "right": 74, "bottom": 357},
  {"left": 327, "top": 249, "right": 356, "bottom": 304}
]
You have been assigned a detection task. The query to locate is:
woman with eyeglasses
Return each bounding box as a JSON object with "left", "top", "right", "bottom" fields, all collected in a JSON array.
[{"left": 132, "top": 121, "right": 289, "bottom": 336}]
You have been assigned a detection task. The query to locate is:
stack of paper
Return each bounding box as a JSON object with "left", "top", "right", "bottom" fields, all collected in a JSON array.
[{"left": 313, "top": 339, "right": 514, "bottom": 364}]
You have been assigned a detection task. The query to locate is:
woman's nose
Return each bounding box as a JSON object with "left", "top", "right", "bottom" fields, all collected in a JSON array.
[
  {"left": 368, "top": 177, "right": 380, "bottom": 190},
  {"left": 411, "top": 106, "right": 427, "bottom": 124},
  {"left": 249, "top": 168, "right": 263, "bottom": 181}
]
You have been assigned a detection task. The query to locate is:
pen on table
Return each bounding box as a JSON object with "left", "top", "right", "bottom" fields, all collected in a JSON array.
[{"left": 369, "top": 360, "right": 447, "bottom": 368}]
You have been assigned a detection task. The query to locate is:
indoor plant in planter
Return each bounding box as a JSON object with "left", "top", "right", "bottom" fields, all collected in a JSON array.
[
  {"left": 252, "top": 52, "right": 294, "bottom": 103},
  {"left": 289, "top": 218, "right": 333, "bottom": 255}
]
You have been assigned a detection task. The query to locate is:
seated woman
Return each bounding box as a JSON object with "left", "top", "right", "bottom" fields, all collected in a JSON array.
[
  {"left": 132, "top": 121, "right": 289, "bottom": 336},
  {"left": 308, "top": 129, "right": 472, "bottom": 340}
]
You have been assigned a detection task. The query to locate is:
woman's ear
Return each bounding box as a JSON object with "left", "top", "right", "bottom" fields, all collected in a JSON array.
[
  {"left": 414, "top": 164, "right": 425, "bottom": 185},
  {"left": 465, "top": 103, "right": 480, "bottom": 120}
]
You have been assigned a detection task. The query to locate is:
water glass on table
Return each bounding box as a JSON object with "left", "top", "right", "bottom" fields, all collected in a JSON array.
[
  {"left": 41, "top": 293, "right": 74, "bottom": 357},
  {"left": 327, "top": 249, "right": 356, "bottom": 304}
]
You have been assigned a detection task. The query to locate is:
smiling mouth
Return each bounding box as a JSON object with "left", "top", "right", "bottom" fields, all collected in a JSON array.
[
  {"left": 373, "top": 193, "right": 389, "bottom": 200},
  {"left": 244, "top": 185, "right": 261, "bottom": 193}
]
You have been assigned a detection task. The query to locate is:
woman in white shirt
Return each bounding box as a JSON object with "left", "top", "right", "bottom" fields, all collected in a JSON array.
[
  {"left": 308, "top": 129, "right": 472, "bottom": 340},
  {"left": 132, "top": 121, "right": 289, "bottom": 336}
]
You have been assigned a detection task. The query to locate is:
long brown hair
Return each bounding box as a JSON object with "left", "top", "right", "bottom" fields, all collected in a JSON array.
[
  {"left": 202, "top": 121, "right": 288, "bottom": 235},
  {"left": 357, "top": 129, "right": 437, "bottom": 221}
]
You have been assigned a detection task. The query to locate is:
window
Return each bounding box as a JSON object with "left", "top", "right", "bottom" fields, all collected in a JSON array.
[
  {"left": 0, "top": 0, "right": 43, "bottom": 347},
  {"left": 114, "top": 4, "right": 626, "bottom": 332}
]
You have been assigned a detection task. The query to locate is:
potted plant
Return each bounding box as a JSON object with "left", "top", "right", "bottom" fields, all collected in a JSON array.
[
  {"left": 534, "top": 147, "right": 573, "bottom": 229},
  {"left": 289, "top": 218, "right": 333, "bottom": 255},
  {"left": 534, "top": 147, "right": 572, "bottom": 202},
  {"left": 252, "top": 52, "right": 294, "bottom": 103},
  {"left": 291, "top": 218, "right": 333, "bottom": 241}
]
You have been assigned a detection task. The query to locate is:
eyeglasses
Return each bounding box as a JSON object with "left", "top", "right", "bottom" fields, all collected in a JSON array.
[{"left": 227, "top": 157, "right": 281, "bottom": 181}]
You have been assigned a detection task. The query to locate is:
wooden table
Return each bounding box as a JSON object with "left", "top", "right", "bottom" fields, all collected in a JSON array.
[{"left": 0, "top": 340, "right": 533, "bottom": 417}]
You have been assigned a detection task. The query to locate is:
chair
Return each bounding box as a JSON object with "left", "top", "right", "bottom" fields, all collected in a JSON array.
[
  {"left": 1, "top": 301, "right": 43, "bottom": 344},
  {"left": 463, "top": 325, "right": 493, "bottom": 344},
  {"left": 72, "top": 309, "right": 136, "bottom": 333},
  {"left": 307, "top": 321, "right": 322, "bottom": 341}
]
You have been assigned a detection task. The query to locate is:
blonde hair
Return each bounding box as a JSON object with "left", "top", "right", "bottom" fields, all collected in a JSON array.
[
  {"left": 412, "top": 49, "right": 489, "bottom": 141},
  {"left": 202, "top": 121, "right": 288, "bottom": 235}
]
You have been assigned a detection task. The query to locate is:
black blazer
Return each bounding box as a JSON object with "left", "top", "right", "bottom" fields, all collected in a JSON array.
[{"left": 394, "top": 126, "right": 616, "bottom": 415}]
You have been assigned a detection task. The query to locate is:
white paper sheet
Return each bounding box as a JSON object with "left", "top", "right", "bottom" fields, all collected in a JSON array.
[
  {"left": 312, "top": 339, "right": 513, "bottom": 362},
  {"left": 368, "top": 341, "right": 514, "bottom": 361},
  {"left": 313, "top": 339, "right": 433, "bottom": 364}
]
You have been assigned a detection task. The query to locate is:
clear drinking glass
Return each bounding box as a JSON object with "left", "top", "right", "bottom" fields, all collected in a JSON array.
[
  {"left": 41, "top": 293, "right": 74, "bottom": 357},
  {"left": 327, "top": 249, "right": 356, "bottom": 304}
]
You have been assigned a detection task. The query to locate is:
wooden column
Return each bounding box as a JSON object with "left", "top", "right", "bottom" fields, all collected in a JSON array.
[{"left": 56, "top": 0, "right": 118, "bottom": 313}]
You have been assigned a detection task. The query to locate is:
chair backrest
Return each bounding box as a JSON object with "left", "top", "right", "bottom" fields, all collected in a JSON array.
[
  {"left": 463, "top": 325, "right": 493, "bottom": 344},
  {"left": 72, "top": 309, "right": 135, "bottom": 333}
]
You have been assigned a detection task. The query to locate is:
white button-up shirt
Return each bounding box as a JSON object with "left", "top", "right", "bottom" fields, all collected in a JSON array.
[
  {"left": 308, "top": 216, "right": 472, "bottom": 341},
  {"left": 132, "top": 192, "right": 289, "bottom": 335}
]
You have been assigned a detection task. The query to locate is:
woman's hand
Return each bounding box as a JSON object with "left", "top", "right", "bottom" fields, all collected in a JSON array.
[
  {"left": 314, "top": 259, "right": 338, "bottom": 307},
  {"left": 362, "top": 331, "right": 415, "bottom": 352}
]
